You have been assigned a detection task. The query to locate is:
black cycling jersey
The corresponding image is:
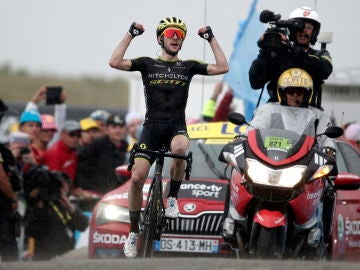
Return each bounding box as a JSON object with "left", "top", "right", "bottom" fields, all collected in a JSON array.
[{"left": 130, "top": 57, "right": 208, "bottom": 124}]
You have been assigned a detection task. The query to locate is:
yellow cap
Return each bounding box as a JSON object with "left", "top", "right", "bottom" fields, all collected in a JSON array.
[{"left": 80, "top": 118, "right": 99, "bottom": 131}]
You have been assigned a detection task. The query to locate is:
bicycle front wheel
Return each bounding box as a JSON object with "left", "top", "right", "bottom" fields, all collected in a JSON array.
[{"left": 141, "top": 177, "right": 162, "bottom": 258}]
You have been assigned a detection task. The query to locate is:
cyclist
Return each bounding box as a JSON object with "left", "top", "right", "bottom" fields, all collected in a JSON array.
[{"left": 109, "top": 16, "right": 228, "bottom": 258}]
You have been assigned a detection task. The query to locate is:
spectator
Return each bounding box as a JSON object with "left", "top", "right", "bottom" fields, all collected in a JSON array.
[
  {"left": 0, "top": 143, "right": 19, "bottom": 261},
  {"left": 25, "top": 85, "right": 67, "bottom": 147},
  {"left": 18, "top": 110, "right": 42, "bottom": 165},
  {"left": 125, "top": 111, "right": 143, "bottom": 150},
  {"left": 24, "top": 172, "right": 89, "bottom": 261},
  {"left": 75, "top": 115, "right": 129, "bottom": 195},
  {"left": 89, "top": 109, "right": 110, "bottom": 137},
  {"left": 31, "top": 114, "right": 58, "bottom": 164},
  {"left": 201, "top": 81, "right": 224, "bottom": 122},
  {"left": 211, "top": 88, "right": 234, "bottom": 122},
  {"left": 201, "top": 81, "right": 234, "bottom": 123},
  {"left": 343, "top": 122, "right": 360, "bottom": 152},
  {"left": 43, "top": 120, "right": 81, "bottom": 184},
  {"left": 79, "top": 118, "right": 100, "bottom": 146},
  {"left": 8, "top": 132, "right": 31, "bottom": 163}
]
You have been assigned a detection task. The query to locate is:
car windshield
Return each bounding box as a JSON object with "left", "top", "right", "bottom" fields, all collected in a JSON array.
[
  {"left": 335, "top": 140, "right": 360, "bottom": 175},
  {"left": 148, "top": 139, "right": 228, "bottom": 179}
]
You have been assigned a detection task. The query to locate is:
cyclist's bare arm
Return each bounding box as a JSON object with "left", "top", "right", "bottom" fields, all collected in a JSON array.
[
  {"left": 109, "top": 22, "right": 145, "bottom": 71},
  {"left": 197, "top": 26, "right": 228, "bottom": 76},
  {"left": 206, "top": 37, "right": 229, "bottom": 75}
]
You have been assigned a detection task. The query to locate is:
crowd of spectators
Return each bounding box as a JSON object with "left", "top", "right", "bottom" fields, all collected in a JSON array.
[{"left": 0, "top": 86, "right": 143, "bottom": 261}]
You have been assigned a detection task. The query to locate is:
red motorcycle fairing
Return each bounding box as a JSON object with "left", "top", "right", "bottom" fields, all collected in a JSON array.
[
  {"left": 230, "top": 170, "right": 253, "bottom": 217},
  {"left": 254, "top": 209, "right": 287, "bottom": 228},
  {"left": 247, "top": 129, "right": 315, "bottom": 166},
  {"left": 289, "top": 178, "right": 325, "bottom": 225}
]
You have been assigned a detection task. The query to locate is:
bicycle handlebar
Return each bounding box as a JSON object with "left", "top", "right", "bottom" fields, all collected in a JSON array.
[{"left": 127, "top": 143, "right": 192, "bottom": 180}]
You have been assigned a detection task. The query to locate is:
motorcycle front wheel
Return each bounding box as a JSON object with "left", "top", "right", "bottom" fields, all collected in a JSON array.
[{"left": 251, "top": 224, "right": 286, "bottom": 259}]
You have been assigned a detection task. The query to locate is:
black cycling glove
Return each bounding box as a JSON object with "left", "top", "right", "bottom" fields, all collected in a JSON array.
[
  {"left": 198, "top": 26, "right": 214, "bottom": 42},
  {"left": 128, "top": 22, "right": 144, "bottom": 38}
]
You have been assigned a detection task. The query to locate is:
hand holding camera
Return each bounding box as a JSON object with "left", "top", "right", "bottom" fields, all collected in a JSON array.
[
  {"left": 31, "top": 85, "right": 64, "bottom": 105},
  {"left": 258, "top": 9, "right": 303, "bottom": 50}
]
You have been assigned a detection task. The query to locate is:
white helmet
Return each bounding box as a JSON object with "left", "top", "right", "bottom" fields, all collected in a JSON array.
[{"left": 288, "top": 6, "right": 321, "bottom": 45}]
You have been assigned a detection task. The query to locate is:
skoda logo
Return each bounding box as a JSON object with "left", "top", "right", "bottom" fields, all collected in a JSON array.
[{"left": 184, "top": 203, "right": 196, "bottom": 213}]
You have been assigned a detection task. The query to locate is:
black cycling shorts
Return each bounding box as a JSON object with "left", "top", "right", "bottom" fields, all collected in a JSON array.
[{"left": 135, "top": 122, "right": 189, "bottom": 164}]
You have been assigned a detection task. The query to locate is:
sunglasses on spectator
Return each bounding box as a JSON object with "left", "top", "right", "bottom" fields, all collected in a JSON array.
[
  {"left": 66, "top": 131, "right": 82, "bottom": 138},
  {"left": 162, "top": 28, "right": 185, "bottom": 39},
  {"left": 286, "top": 88, "right": 305, "bottom": 96}
]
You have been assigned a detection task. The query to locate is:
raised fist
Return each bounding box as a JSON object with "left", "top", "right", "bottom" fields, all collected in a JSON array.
[
  {"left": 198, "top": 26, "right": 214, "bottom": 42},
  {"left": 128, "top": 22, "right": 144, "bottom": 38}
]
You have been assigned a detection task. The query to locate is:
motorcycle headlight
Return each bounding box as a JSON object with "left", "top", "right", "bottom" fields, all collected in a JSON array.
[
  {"left": 246, "top": 158, "right": 307, "bottom": 188},
  {"left": 95, "top": 202, "right": 130, "bottom": 225}
]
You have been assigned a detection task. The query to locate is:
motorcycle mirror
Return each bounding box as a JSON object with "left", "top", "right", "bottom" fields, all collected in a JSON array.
[
  {"left": 227, "top": 112, "right": 249, "bottom": 126},
  {"left": 317, "top": 32, "right": 333, "bottom": 44},
  {"left": 318, "top": 126, "right": 344, "bottom": 138}
]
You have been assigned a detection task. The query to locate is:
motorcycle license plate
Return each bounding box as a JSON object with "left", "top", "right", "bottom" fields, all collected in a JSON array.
[{"left": 154, "top": 238, "right": 219, "bottom": 253}]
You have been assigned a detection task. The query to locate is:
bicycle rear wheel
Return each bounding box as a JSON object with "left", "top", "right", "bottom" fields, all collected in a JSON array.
[{"left": 141, "top": 177, "right": 162, "bottom": 257}]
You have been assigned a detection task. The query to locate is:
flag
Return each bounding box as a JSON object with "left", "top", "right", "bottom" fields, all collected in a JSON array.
[{"left": 223, "top": 0, "right": 269, "bottom": 121}]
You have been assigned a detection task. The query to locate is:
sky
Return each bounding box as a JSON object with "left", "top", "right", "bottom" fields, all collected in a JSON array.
[
  {"left": 1, "top": 0, "right": 359, "bottom": 124},
  {"left": 1, "top": 0, "right": 359, "bottom": 79}
]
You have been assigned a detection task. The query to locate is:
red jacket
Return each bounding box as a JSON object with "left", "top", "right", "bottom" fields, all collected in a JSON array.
[
  {"left": 212, "top": 91, "right": 233, "bottom": 122},
  {"left": 43, "top": 140, "right": 77, "bottom": 182}
]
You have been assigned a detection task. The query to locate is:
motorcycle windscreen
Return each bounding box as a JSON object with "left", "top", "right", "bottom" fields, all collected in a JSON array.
[{"left": 252, "top": 129, "right": 311, "bottom": 162}]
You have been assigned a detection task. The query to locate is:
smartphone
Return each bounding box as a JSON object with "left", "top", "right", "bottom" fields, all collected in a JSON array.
[{"left": 46, "top": 86, "right": 63, "bottom": 105}]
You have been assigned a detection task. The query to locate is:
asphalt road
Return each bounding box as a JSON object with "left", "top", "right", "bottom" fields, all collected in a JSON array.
[{"left": 1, "top": 247, "right": 359, "bottom": 270}]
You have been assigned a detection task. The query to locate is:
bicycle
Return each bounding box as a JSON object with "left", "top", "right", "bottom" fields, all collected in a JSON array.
[{"left": 127, "top": 143, "right": 192, "bottom": 258}]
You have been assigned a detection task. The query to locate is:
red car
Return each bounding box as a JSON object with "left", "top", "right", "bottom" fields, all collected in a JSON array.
[
  {"left": 330, "top": 139, "right": 360, "bottom": 261},
  {"left": 87, "top": 122, "right": 360, "bottom": 260}
]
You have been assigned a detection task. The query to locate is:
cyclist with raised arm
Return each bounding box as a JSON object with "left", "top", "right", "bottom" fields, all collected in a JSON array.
[{"left": 109, "top": 17, "right": 228, "bottom": 258}]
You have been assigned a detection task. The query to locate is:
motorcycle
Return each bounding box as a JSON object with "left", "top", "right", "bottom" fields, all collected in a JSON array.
[{"left": 219, "top": 112, "right": 343, "bottom": 259}]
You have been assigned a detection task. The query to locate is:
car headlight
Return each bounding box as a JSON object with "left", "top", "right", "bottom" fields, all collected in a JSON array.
[
  {"left": 95, "top": 202, "right": 130, "bottom": 225},
  {"left": 246, "top": 158, "right": 307, "bottom": 188}
]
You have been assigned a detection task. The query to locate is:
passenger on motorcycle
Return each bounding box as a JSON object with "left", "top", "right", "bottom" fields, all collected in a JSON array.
[
  {"left": 249, "top": 68, "right": 335, "bottom": 155},
  {"left": 109, "top": 17, "right": 228, "bottom": 258},
  {"left": 249, "top": 7, "right": 332, "bottom": 109}
]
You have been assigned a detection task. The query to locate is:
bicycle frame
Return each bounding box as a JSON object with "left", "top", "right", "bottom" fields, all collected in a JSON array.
[{"left": 127, "top": 144, "right": 192, "bottom": 258}]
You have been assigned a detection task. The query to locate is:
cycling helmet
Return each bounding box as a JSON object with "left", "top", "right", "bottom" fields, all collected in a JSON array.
[
  {"left": 288, "top": 6, "right": 321, "bottom": 45},
  {"left": 277, "top": 68, "right": 314, "bottom": 107},
  {"left": 156, "top": 17, "right": 187, "bottom": 38}
]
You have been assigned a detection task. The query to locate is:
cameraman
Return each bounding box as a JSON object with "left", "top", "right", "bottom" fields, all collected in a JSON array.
[
  {"left": 249, "top": 6, "right": 332, "bottom": 109},
  {"left": 24, "top": 170, "right": 89, "bottom": 260}
]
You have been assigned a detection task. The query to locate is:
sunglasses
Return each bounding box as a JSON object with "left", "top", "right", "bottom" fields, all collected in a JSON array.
[
  {"left": 162, "top": 28, "right": 185, "bottom": 39},
  {"left": 286, "top": 88, "right": 305, "bottom": 96},
  {"left": 67, "top": 131, "right": 82, "bottom": 138}
]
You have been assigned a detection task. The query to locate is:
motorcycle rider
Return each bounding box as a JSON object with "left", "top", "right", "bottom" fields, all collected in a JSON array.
[
  {"left": 249, "top": 68, "right": 335, "bottom": 151},
  {"left": 249, "top": 6, "right": 332, "bottom": 109},
  {"left": 248, "top": 67, "right": 336, "bottom": 244}
]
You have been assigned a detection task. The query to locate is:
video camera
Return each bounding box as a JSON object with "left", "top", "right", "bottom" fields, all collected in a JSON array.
[
  {"left": 24, "top": 167, "right": 69, "bottom": 203},
  {"left": 259, "top": 10, "right": 304, "bottom": 49}
]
